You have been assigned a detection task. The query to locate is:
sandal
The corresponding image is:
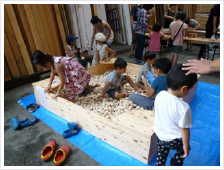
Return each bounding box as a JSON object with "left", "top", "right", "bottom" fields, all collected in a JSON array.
[
  {"left": 54, "top": 145, "right": 70, "bottom": 166},
  {"left": 41, "top": 140, "right": 57, "bottom": 161}
]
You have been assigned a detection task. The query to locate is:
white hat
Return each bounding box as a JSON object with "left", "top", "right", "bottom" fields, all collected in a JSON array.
[{"left": 95, "top": 33, "right": 106, "bottom": 42}]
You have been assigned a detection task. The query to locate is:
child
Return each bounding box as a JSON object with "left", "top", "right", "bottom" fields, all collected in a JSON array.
[
  {"left": 148, "top": 23, "right": 164, "bottom": 56},
  {"left": 78, "top": 58, "right": 100, "bottom": 96},
  {"left": 185, "top": 17, "right": 201, "bottom": 51},
  {"left": 32, "top": 50, "right": 91, "bottom": 103},
  {"left": 65, "top": 35, "right": 79, "bottom": 59},
  {"left": 129, "top": 57, "right": 171, "bottom": 110},
  {"left": 169, "top": 10, "right": 188, "bottom": 67},
  {"left": 136, "top": 52, "right": 156, "bottom": 90},
  {"left": 91, "top": 33, "right": 116, "bottom": 66},
  {"left": 99, "top": 58, "right": 143, "bottom": 101},
  {"left": 154, "top": 64, "right": 197, "bottom": 166}
]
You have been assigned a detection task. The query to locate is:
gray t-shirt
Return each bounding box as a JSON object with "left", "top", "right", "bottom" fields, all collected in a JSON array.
[
  {"left": 137, "top": 63, "right": 151, "bottom": 82},
  {"left": 189, "top": 19, "right": 198, "bottom": 28},
  {"left": 105, "top": 70, "right": 123, "bottom": 91}
]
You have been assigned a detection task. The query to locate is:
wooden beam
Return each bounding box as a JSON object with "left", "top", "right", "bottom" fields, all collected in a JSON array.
[
  {"left": 91, "top": 4, "right": 98, "bottom": 16},
  {"left": 4, "top": 56, "right": 12, "bottom": 82},
  {"left": 4, "top": 7, "right": 28, "bottom": 76},
  {"left": 5, "top": 4, "right": 34, "bottom": 75},
  {"left": 4, "top": 31, "right": 21, "bottom": 79},
  {"left": 53, "top": 4, "right": 67, "bottom": 50},
  {"left": 13, "top": 4, "right": 42, "bottom": 73}
]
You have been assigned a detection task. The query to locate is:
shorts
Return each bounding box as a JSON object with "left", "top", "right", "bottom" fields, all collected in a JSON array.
[
  {"left": 106, "top": 75, "right": 128, "bottom": 98},
  {"left": 131, "top": 31, "right": 136, "bottom": 44},
  {"left": 171, "top": 45, "right": 182, "bottom": 54}
]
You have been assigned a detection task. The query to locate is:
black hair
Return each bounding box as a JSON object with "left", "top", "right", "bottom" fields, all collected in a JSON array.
[
  {"left": 144, "top": 51, "right": 156, "bottom": 61},
  {"left": 185, "top": 17, "right": 191, "bottom": 24},
  {"left": 78, "top": 58, "right": 87, "bottom": 68},
  {"left": 167, "top": 64, "right": 197, "bottom": 90},
  {"left": 153, "top": 22, "right": 161, "bottom": 32},
  {"left": 142, "top": 4, "right": 154, "bottom": 10},
  {"left": 153, "top": 57, "right": 171, "bottom": 74},
  {"left": 169, "top": 4, "right": 177, "bottom": 8},
  {"left": 90, "top": 16, "right": 102, "bottom": 24},
  {"left": 175, "top": 10, "right": 186, "bottom": 21},
  {"left": 31, "top": 50, "right": 54, "bottom": 67},
  {"left": 114, "top": 58, "right": 127, "bottom": 69}
]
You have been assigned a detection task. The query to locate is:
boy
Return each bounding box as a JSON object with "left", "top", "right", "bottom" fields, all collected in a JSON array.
[
  {"left": 154, "top": 64, "right": 197, "bottom": 166},
  {"left": 136, "top": 52, "right": 156, "bottom": 90},
  {"left": 99, "top": 58, "right": 143, "bottom": 101},
  {"left": 77, "top": 58, "right": 99, "bottom": 96},
  {"left": 129, "top": 57, "right": 171, "bottom": 110}
]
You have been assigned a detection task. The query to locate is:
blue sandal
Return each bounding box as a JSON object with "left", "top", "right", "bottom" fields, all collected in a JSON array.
[{"left": 10, "top": 117, "right": 38, "bottom": 130}]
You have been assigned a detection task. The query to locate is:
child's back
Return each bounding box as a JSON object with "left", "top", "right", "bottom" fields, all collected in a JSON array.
[{"left": 148, "top": 32, "right": 164, "bottom": 52}]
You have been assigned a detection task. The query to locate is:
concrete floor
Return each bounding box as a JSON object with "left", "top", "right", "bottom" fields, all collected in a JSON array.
[{"left": 4, "top": 42, "right": 220, "bottom": 166}]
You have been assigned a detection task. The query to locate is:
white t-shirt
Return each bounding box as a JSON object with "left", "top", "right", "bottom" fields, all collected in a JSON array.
[{"left": 153, "top": 91, "right": 192, "bottom": 141}]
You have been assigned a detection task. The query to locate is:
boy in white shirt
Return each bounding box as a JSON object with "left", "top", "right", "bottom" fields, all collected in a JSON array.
[{"left": 154, "top": 64, "right": 197, "bottom": 166}]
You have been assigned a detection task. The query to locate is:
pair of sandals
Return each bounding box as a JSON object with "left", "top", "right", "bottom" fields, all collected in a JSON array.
[{"left": 62, "top": 122, "right": 80, "bottom": 138}]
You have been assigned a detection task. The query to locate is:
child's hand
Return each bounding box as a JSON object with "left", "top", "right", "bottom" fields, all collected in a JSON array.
[
  {"left": 142, "top": 78, "right": 147, "bottom": 85},
  {"left": 95, "top": 84, "right": 100, "bottom": 88},
  {"left": 182, "top": 145, "right": 190, "bottom": 158},
  {"left": 104, "top": 58, "right": 111, "bottom": 62},
  {"left": 52, "top": 93, "right": 59, "bottom": 100},
  {"left": 99, "top": 97, "right": 104, "bottom": 102},
  {"left": 123, "top": 91, "right": 129, "bottom": 97}
]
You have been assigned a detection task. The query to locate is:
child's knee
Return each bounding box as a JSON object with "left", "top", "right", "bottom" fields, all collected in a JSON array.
[{"left": 115, "top": 92, "right": 124, "bottom": 99}]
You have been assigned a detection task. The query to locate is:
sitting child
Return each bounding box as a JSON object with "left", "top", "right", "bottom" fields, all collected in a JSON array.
[
  {"left": 99, "top": 58, "right": 143, "bottom": 101},
  {"left": 78, "top": 58, "right": 100, "bottom": 96},
  {"left": 154, "top": 64, "right": 197, "bottom": 166},
  {"left": 136, "top": 52, "right": 156, "bottom": 90},
  {"left": 129, "top": 57, "right": 171, "bottom": 110},
  {"left": 65, "top": 35, "right": 79, "bottom": 59},
  {"left": 92, "top": 33, "right": 116, "bottom": 66}
]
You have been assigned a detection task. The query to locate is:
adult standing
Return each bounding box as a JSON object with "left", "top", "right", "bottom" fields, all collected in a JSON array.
[
  {"left": 198, "top": 4, "right": 220, "bottom": 59},
  {"left": 164, "top": 4, "right": 177, "bottom": 28},
  {"left": 90, "top": 16, "right": 114, "bottom": 49},
  {"left": 130, "top": 4, "right": 155, "bottom": 58},
  {"left": 134, "top": 4, "right": 154, "bottom": 65}
]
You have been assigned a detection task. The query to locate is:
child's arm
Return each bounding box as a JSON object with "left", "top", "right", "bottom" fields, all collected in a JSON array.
[
  {"left": 44, "top": 66, "right": 55, "bottom": 93},
  {"left": 181, "top": 128, "right": 190, "bottom": 158},
  {"left": 143, "top": 71, "right": 147, "bottom": 78},
  {"left": 104, "top": 46, "right": 116, "bottom": 62},
  {"left": 52, "top": 63, "right": 65, "bottom": 100},
  {"left": 90, "top": 27, "right": 96, "bottom": 50},
  {"left": 142, "top": 78, "right": 156, "bottom": 97},
  {"left": 65, "top": 46, "right": 78, "bottom": 57},
  {"left": 95, "top": 49, "right": 100, "bottom": 65},
  {"left": 99, "top": 81, "right": 110, "bottom": 102}
]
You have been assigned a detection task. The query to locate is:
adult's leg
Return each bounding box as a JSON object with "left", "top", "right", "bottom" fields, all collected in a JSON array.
[
  {"left": 129, "top": 93, "right": 154, "bottom": 110},
  {"left": 135, "top": 33, "right": 146, "bottom": 62},
  {"left": 155, "top": 138, "right": 170, "bottom": 166}
]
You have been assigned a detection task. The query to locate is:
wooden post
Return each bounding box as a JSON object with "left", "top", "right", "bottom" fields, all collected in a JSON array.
[
  {"left": 4, "top": 31, "right": 21, "bottom": 79},
  {"left": 4, "top": 7, "right": 28, "bottom": 76},
  {"left": 4, "top": 56, "right": 12, "bottom": 82},
  {"left": 92, "top": 4, "right": 98, "bottom": 16},
  {"left": 5, "top": 4, "right": 34, "bottom": 75}
]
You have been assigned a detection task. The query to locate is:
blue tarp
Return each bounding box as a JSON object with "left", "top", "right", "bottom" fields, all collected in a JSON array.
[{"left": 17, "top": 81, "right": 220, "bottom": 166}]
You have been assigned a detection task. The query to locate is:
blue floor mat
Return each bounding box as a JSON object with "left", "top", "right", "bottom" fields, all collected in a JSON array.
[{"left": 17, "top": 81, "right": 220, "bottom": 166}]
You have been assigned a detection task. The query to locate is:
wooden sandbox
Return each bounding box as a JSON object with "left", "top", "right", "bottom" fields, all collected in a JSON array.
[{"left": 32, "top": 59, "right": 199, "bottom": 164}]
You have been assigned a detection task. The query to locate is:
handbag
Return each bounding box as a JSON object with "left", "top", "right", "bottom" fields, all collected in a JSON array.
[{"left": 167, "top": 23, "right": 184, "bottom": 48}]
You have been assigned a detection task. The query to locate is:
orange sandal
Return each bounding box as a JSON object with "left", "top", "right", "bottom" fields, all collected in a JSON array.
[
  {"left": 41, "top": 140, "right": 57, "bottom": 161},
  {"left": 53, "top": 145, "right": 70, "bottom": 166}
]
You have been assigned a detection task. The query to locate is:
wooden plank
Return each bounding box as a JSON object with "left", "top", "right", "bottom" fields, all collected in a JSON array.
[
  {"left": 23, "top": 4, "right": 44, "bottom": 53},
  {"left": 5, "top": 4, "right": 34, "bottom": 75},
  {"left": 37, "top": 4, "right": 55, "bottom": 56},
  {"left": 13, "top": 4, "right": 42, "bottom": 73},
  {"left": 53, "top": 4, "right": 67, "bottom": 50},
  {"left": 31, "top": 4, "right": 50, "bottom": 54},
  {"left": 4, "top": 7, "right": 28, "bottom": 76},
  {"left": 4, "top": 31, "right": 21, "bottom": 79},
  {"left": 87, "top": 63, "right": 114, "bottom": 76},
  {"left": 4, "top": 56, "right": 12, "bottom": 82},
  {"left": 46, "top": 4, "right": 63, "bottom": 56}
]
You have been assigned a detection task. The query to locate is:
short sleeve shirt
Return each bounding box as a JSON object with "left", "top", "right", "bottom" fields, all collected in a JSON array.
[
  {"left": 148, "top": 32, "right": 164, "bottom": 51},
  {"left": 151, "top": 75, "right": 167, "bottom": 96},
  {"left": 206, "top": 4, "right": 220, "bottom": 30},
  {"left": 137, "top": 63, "right": 151, "bottom": 82},
  {"left": 105, "top": 70, "right": 123, "bottom": 91},
  {"left": 189, "top": 19, "right": 198, "bottom": 28}
]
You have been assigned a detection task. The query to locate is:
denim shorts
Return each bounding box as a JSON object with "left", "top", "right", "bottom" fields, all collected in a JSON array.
[
  {"left": 107, "top": 76, "right": 128, "bottom": 98},
  {"left": 107, "top": 89, "right": 117, "bottom": 98},
  {"left": 171, "top": 45, "right": 182, "bottom": 54}
]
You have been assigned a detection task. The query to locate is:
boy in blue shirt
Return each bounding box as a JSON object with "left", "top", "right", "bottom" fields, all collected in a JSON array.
[{"left": 129, "top": 57, "right": 171, "bottom": 110}]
